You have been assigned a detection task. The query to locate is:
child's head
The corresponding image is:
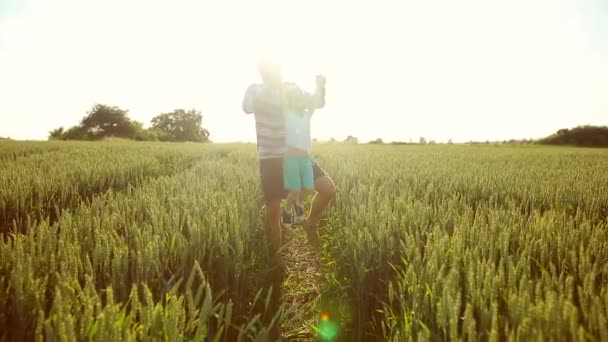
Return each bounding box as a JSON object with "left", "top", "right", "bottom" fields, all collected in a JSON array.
[{"left": 285, "top": 85, "right": 307, "bottom": 114}]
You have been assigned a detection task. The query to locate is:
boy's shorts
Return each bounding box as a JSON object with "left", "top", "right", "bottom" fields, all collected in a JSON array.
[
  {"left": 258, "top": 158, "right": 327, "bottom": 203},
  {"left": 283, "top": 154, "right": 315, "bottom": 191}
]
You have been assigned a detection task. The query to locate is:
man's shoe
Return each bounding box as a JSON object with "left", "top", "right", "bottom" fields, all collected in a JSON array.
[{"left": 302, "top": 220, "right": 321, "bottom": 248}]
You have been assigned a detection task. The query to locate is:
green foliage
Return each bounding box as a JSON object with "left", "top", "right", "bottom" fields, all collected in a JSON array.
[
  {"left": 47, "top": 104, "right": 211, "bottom": 142},
  {"left": 62, "top": 125, "right": 91, "bottom": 140},
  {"left": 344, "top": 136, "right": 359, "bottom": 144},
  {"left": 0, "top": 142, "right": 281, "bottom": 341},
  {"left": 539, "top": 125, "right": 608, "bottom": 147},
  {"left": 151, "top": 109, "right": 210, "bottom": 142},
  {"left": 0, "top": 142, "right": 204, "bottom": 234},
  {"left": 316, "top": 144, "right": 608, "bottom": 340},
  {"left": 48, "top": 127, "right": 65, "bottom": 140},
  {"left": 1, "top": 142, "right": 608, "bottom": 341},
  {"left": 80, "top": 104, "right": 136, "bottom": 139},
  {"left": 48, "top": 104, "right": 137, "bottom": 141}
]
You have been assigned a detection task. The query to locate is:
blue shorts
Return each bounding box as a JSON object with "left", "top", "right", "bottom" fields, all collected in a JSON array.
[{"left": 283, "top": 154, "right": 314, "bottom": 191}]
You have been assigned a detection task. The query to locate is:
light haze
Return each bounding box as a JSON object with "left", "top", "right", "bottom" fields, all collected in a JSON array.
[{"left": 1, "top": 0, "right": 607, "bottom": 143}]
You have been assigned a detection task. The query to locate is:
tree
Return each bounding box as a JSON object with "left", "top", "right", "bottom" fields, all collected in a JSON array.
[
  {"left": 419, "top": 136, "right": 427, "bottom": 145},
  {"left": 345, "top": 135, "right": 359, "bottom": 144},
  {"left": 62, "top": 125, "right": 90, "bottom": 140},
  {"left": 539, "top": 125, "right": 608, "bottom": 147},
  {"left": 48, "top": 127, "right": 65, "bottom": 140},
  {"left": 130, "top": 121, "right": 168, "bottom": 141},
  {"left": 151, "top": 109, "right": 210, "bottom": 142},
  {"left": 369, "top": 138, "right": 384, "bottom": 144},
  {"left": 81, "top": 104, "right": 136, "bottom": 139}
]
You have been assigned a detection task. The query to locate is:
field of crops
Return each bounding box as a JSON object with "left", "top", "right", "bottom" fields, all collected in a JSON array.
[{"left": 1, "top": 141, "right": 607, "bottom": 341}]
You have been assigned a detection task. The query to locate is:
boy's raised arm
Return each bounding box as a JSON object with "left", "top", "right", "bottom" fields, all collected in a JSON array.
[{"left": 305, "top": 75, "right": 326, "bottom": 113}]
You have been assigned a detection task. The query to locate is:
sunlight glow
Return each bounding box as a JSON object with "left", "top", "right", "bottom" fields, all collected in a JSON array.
[{"left": 0, "top": 0, "right": 606, "bottom": 142}]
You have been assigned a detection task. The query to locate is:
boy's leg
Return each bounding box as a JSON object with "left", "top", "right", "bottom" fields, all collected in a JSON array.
[
  {"left": 299, "top": 156, "right": 321, "bottom": 245},
  {"left": 284, "top": 154, "right": 303, "bottom": 192},
  {"left": 286, "top": 190, "right": 300, "bottom": 210},
  {"left": 294, "top": 156, "right": 312, "bottom": 217},
  {"left": 283, "top": 154, "right": 303, "bottom": 226},
  {"left": 300, "top": 156, "right": 315, "bottom": 197}
]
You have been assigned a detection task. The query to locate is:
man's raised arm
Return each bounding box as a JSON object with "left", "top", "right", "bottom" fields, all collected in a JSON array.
[{"left": 242, "top": 84, "right": 258, "bottom": 114}]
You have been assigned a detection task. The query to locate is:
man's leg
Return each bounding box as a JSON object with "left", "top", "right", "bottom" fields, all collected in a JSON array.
[
  {"left": 301, "top": 161, "right": 335, "bottom": 248},
  {"left": 259, "top": 158, "right": 287, "bottom": 268},
  {"left": 305, "top": 160, "right": 336, "bottom": 227},
  {"left": 264, "top": 199, "right": 283, "bottom": 256},
  {"left": 307, "top": 175, "right": 336, "bottom": 226}
]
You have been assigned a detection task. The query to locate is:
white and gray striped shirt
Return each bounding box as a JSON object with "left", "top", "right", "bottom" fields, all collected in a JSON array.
[{"left": 242, "top": 82, "right": 325, "bottom": 159}]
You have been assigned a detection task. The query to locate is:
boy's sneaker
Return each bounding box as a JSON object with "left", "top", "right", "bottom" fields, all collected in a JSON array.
[
  {"left": 294, "top": 203, "right": 305, "bottom": 217},
  {"left": 294, "top": 204, "right": 306, "bottom": 224},
  {"left": 281, "top": 207, "right": 294, "bottom": 227}
]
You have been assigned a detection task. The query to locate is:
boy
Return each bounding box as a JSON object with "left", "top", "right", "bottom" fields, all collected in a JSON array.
[{"left": 282, "top": 75, "right": 327, "bottom": 226}]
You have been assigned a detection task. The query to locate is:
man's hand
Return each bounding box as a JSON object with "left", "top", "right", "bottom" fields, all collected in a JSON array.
[{"left": 316, "top": 75, "right": 326, "bottom": 87}]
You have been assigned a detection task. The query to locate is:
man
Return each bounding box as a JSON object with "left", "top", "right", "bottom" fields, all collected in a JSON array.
[{"left": 242, "top": 61, "right": 336, "bottom": 265}]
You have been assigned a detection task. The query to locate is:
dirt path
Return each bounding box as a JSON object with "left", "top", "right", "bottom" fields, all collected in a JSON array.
[{"left": 280, "top": 225, "right": 323, "bottom": 340}]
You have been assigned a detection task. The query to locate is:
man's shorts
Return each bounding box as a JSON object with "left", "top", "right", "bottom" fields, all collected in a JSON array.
[
  {"left": 283, "top": 154, "right": 314, "bottom": 192},
  {"left": 259, "top": 157, "right": 327, "bottom": 203}
]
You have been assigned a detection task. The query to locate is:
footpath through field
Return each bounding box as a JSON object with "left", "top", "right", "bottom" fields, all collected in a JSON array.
[
  {"left": 279, "top": 224, "right": 323, "bottom": 340},
  {"left": 277, "top": 212, "right": 350, "bottom": 342}
]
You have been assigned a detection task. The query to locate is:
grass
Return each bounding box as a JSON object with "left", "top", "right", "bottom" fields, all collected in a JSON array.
[{"left": 1, "top": 141, "right": 607, "bottom": 341}]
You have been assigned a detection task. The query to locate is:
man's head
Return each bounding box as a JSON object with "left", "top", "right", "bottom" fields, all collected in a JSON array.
[{"left": 258, "top": 61, "right": 283, "bottom": 86}]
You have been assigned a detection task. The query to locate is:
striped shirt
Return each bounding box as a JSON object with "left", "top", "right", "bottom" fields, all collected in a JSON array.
[{"left": 242, "top": 82, "right": 325, "bottom": 159}]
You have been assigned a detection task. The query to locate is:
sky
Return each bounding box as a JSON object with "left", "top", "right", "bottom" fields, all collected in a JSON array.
[{"left": 0, "top": 0, "right": 607, "bottom": 143}]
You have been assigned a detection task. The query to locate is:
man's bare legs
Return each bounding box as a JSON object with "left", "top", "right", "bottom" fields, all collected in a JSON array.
[
  {"left": 265, "top": 176, "right": 334, "bottom": 254},
  {"left": 264, "top": 199, "right": 283, "bottom": 267},
  {"left": 303, "top": 175, "right": 336, "bottom": 245},
  {"left": 308, "top": 176, "right": 336, "bottom": 226}
]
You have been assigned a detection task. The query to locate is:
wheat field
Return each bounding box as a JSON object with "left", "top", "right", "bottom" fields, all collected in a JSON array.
[{"left": 1, "top": 141, "right": 607, "bottom": 341}]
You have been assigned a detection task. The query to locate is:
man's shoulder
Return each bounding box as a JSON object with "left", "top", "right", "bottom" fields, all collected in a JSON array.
[{"left": 246, "top": 83, "right": 263, "bottom": 92}]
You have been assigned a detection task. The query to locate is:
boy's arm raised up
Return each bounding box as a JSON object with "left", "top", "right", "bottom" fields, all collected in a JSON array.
[{"left": 303, "top": 75, "right": 326, "bottom": 114}]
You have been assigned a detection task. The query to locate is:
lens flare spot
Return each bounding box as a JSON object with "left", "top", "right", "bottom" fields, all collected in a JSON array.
[{"left": 317, "top": 312, "right": 339, "bottom": 341}]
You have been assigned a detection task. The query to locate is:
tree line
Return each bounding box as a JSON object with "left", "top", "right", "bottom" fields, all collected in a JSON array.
[
  {"left": 538, "top": 125, "right": 608, "bottom": 147},
  {"left": 359, "top": 126, "right": 608, "bottom": 147},
  {"left": 49, "top": 104, "right": 210, "bottom": 142}
]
